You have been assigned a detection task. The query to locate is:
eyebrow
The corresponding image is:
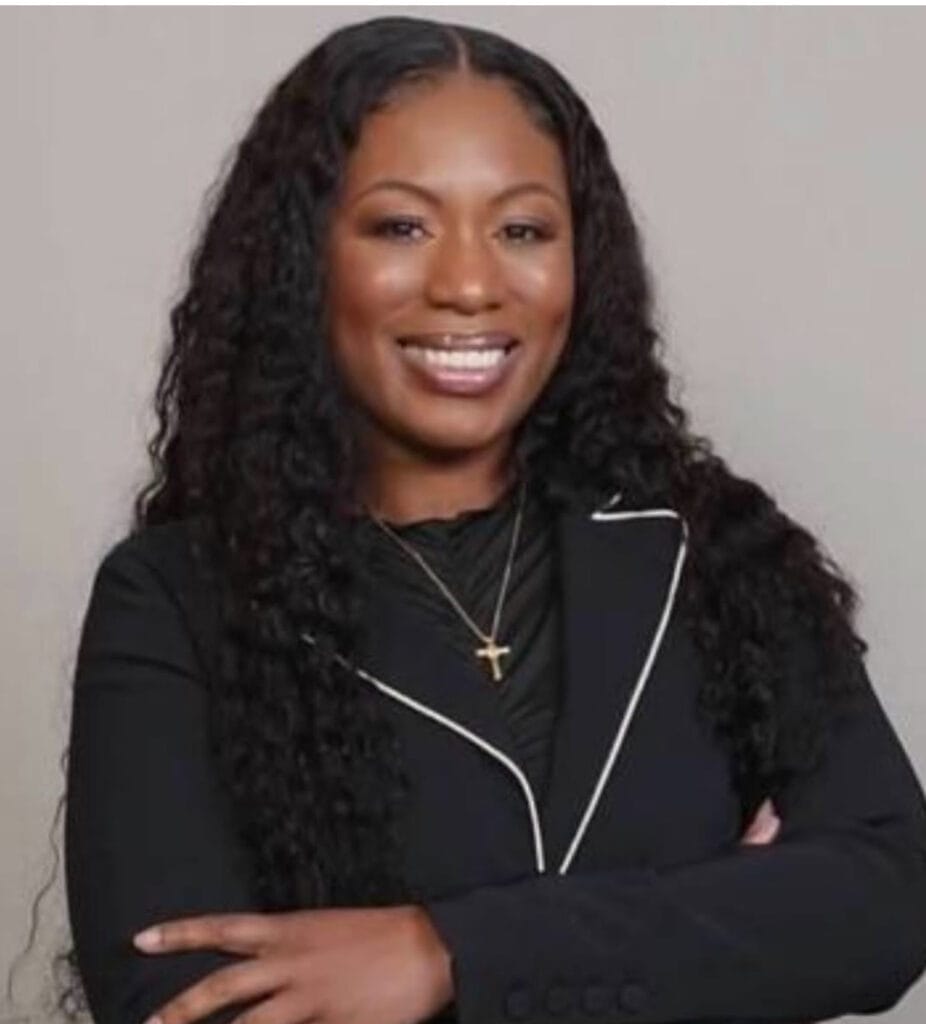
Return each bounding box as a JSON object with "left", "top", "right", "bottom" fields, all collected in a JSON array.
[{"left": 350, "top": 178, "right": 567, "bottom": 209}]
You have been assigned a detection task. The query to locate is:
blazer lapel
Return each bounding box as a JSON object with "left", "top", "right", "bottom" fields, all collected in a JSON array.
[
  {"left": 297, "top": 492, "right": 689, "bottom": 877},
  {"left": 345, "top": 571, "right": 549, "bottom": 871},
  {"left": 353, "top": 577, "right": 522, "bottom": 768},
  {"left": 542, "top": 497, "right": 689, "bottom": 873}
]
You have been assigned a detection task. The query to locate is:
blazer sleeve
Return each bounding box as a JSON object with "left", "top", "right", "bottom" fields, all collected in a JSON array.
[
  {"left": 422, "top": 642, "right": 926, "bottom": 1024},
  {"left": 65, "top": 533, "right": 262, "bottom": 1024}
]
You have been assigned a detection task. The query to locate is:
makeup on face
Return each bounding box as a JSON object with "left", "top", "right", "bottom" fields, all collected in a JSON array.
[{"left": 324, "top": 71, "right": 575, "bottom": 460}]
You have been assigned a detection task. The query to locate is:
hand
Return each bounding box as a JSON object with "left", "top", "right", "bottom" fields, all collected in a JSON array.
[
  {"left": 739, "top": 796, "right": 781, "bottom": 845},
  {"left": 132, "top": 905, "right": 453, "bottom": 1024}
]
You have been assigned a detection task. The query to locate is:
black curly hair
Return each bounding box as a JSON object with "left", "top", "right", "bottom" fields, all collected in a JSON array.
[{"left": 8, "top": 14, "right": 868, "bottom": 1023}]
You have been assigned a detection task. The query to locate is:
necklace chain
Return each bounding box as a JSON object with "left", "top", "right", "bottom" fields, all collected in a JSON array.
[{"left": 368, "top": 477, "right": 527, "bottom": 683}]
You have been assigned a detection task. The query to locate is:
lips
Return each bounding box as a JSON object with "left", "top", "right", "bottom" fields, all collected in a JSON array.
[{"left": 394, "top": 330, "right": 520, "bottom": 397}]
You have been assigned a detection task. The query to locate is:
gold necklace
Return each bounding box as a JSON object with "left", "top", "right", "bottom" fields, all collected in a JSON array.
[{"left": 368, "top": 477, "right": 527, "bottom": 684}]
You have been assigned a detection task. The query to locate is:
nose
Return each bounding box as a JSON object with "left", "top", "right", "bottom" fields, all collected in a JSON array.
[{"left": 424, "top": 226, "right": 503, "bottom": 313}]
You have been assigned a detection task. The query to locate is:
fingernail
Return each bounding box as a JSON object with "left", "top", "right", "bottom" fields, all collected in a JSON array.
[
  {"left": 143, "top": 1016, "right": 162, "bottom": 1024},
  {"left": 134, "top": 928, "right": 161, "bottom": 950}
]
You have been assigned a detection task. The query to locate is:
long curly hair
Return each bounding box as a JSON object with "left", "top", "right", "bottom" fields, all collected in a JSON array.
[{"left": 10, "top": 14, "right": 868, "bottom": 1022}]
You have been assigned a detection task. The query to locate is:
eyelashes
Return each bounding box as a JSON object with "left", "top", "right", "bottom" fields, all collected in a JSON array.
[{"left": 367, "top": 216, "right": 556, "bottom": 244}]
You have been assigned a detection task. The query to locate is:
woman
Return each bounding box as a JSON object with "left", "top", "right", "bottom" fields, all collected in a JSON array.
[{"left": 56, "top": 14, "right": 926, "bottom": 1024}]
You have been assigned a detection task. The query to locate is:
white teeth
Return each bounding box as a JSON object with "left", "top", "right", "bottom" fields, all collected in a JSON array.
[{"left": 402, "top": 346, "right": 507, "bottom": 370}]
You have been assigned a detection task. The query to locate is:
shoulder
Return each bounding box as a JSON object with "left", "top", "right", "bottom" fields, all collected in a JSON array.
[
  {"left": 95, "top": 518, "right": 209, "bottom": 614},
  {"left": 85, "top": 517, "right": 221, "bottom": 677},
  {"left": 100, "top": 516, "right": 200, "bottom": 577}
]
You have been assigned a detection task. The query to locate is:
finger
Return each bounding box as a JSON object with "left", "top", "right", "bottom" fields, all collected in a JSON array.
[
  {"left": 741, "top": 815, "right": 780, "bottom": 843},
  {"left": 745, "top": 797, "right": 778, "bottom": 830},
  {"left": 758, "top": 796, "right": 778, "bottom": 820},
  {"left": 135, "top": 914, "right": 276, "bottom": 956},
  {"left": 144, "top": 956, "right": 290, "bottom": 1024},
  {"left": 231, "top": 988, "right": 322, "bottom": 1024},
  {"left": 740, "top": 819, "right": 780, "bottom": 845},
  {"left": 740, "top": 799, "right": 781, "bottom": 845}
]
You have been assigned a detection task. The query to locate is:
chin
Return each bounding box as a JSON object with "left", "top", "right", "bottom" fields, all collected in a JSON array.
[{"left": 395, "top": 415, "right": 511, "bottom": 460}]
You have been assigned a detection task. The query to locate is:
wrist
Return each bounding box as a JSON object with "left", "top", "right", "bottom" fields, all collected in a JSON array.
[{"left": 407, "top": 905, "right": 454, "bottom": 1008}]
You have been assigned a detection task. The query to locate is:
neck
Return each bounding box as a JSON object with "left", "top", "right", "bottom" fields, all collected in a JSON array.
[{"left": 361, "top": 438, "right": 519, "bottom": 526}]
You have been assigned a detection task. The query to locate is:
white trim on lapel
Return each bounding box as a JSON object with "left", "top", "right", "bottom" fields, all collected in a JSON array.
[
  {"left": 298, "top": 489, "right": 690, "bottom": 880},
  {"left": 298, "top": 631, "right": 547, "bottom": 872},
  {"left": 557, "top": 499, "right": 690, "bottom": 873}
]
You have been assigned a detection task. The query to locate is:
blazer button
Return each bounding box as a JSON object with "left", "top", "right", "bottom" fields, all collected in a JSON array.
[
  {"left": 617, "top": 981, "right": 648, "bottom": 1013},
  {"left": 504, "top": 984, "right": 532, "bottom": 1020},
  {"left": 544, "top": 983, "right": 574, "bottom": 1015},
  {"left": 580, "top": 983, "right": 612, "bottom": 1015}
]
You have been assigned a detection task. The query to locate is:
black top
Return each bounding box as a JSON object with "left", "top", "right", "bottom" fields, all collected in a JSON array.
[
  {"left": 356, "top": 478, "right": 561, "bottom": 802},
  {"left": 64, "top": 493, "right": 926, "bottom": 1024}
]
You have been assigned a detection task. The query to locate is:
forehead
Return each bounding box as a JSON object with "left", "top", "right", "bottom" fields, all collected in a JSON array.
[{"left": 338, "top": 73, "right": 567, "bottom": 200}]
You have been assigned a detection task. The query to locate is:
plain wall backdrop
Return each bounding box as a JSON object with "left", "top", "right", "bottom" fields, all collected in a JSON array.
[{"left": 2, "top": 6, "right": 924, "bottom": 1022}]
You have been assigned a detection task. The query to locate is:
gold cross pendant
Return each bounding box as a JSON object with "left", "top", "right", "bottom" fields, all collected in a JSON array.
[{"left": 476, "top": 639, "right": 511, "bottom": 683}]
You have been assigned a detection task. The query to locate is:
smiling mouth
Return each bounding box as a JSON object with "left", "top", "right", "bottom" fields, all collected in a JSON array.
[{"left": 395, "top": 332, "right": 520, "bottom": 394}]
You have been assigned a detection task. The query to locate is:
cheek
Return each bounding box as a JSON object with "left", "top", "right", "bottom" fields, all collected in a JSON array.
[
  {"left": 324, "top": 244, "right": 420, "bottom": 411},
  {"left": 517, "top": 256, "right": 574, "bottom": 389},
  {"left": 329, "top": 244, "right": 423, "bottom": 333},
  {"left": 509, "top": 248, "right": 575, "bottom": 323},
  {"left": 518, "top": 263, "right": 575, "bottom": 384}
]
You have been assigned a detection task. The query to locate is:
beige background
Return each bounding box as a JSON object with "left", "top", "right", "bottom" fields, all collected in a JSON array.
[{"left": 2, "top": 6, "right": 925, "bottom": 1022}]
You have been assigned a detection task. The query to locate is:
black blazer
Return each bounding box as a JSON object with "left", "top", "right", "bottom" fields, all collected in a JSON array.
[{"left": 65, "top": 490, "right": 926, "bottom": 1024}]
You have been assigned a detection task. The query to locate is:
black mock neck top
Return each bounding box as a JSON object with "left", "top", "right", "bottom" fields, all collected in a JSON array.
[{"left": 356, "top": 479, "right": 562, "bottom": 802}]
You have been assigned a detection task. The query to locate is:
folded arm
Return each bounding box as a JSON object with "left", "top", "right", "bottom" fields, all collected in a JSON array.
[
  {"left": 424, "top": 648, "right": 926, "bottom": 1024},
  {"left": 65, "top": 533, "right": 260, "bottom": 1024},
  {"left": 66, "top": 534, "right": 926, "bottom": 1024}
]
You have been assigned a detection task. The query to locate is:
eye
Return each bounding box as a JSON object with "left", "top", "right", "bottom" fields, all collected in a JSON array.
[
  {"left": 365, "top": 216, "right": 554, "bottom": 245},
  {"left": 500, "top": 222, "right": 554, "bottom": 244},
  {"left": 369, "top": 216, "right": 429, "bottom": 242}
]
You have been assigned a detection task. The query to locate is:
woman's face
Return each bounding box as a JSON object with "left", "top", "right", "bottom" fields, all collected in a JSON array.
[{"left": 324, "top": 71, "right": 574, "bottom": 466}]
